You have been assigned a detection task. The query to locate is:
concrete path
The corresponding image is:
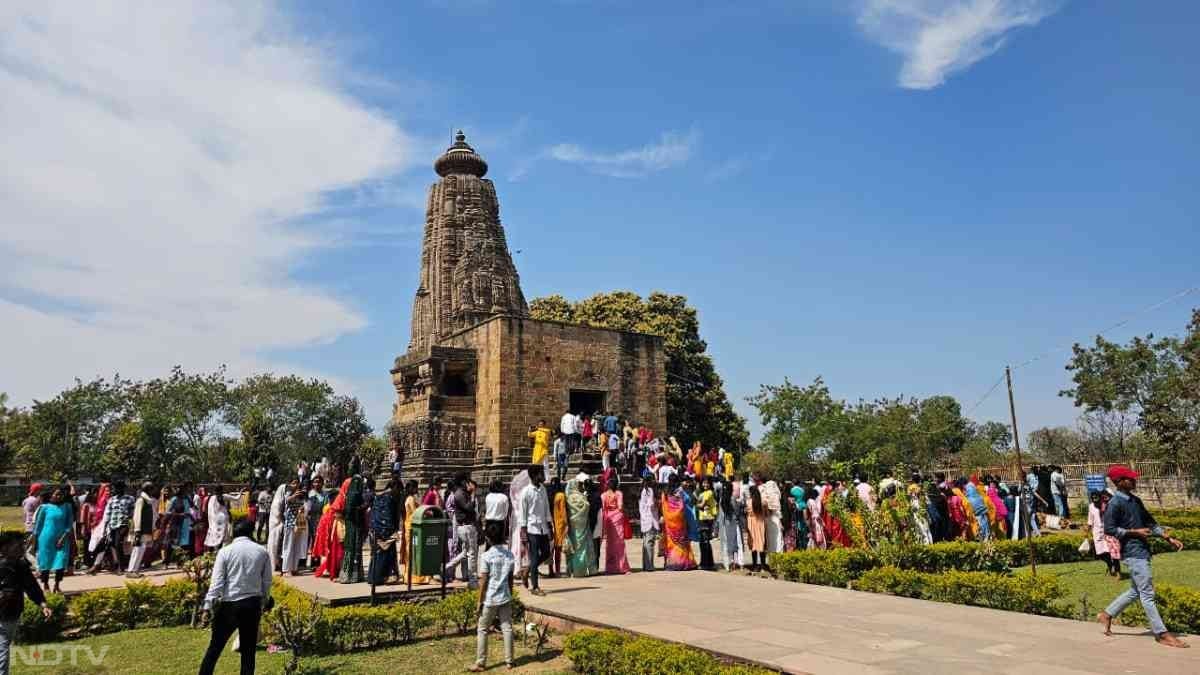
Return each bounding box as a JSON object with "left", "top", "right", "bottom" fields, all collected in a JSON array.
[{"left": 526, "top": 566, "right": 1200, "bottom": 675}]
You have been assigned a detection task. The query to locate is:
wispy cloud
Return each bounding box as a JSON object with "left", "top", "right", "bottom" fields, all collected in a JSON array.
[
  {"left": 544, "top": 129, "right": 700, "bottom": 178},
  {"left": 856, "top": 0, "right": 1062, "bottom": 89},
  {"left": 0, "top": 1, "right": 410, "bottom": 411}
]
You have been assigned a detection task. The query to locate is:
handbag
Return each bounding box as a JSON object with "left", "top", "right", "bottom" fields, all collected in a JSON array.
[
  {"left": 1078, "top": 538, "right": 1092, "bottom": 554},
  {"left": 623, "top": 519, "right": 633, "bottom": 540}
]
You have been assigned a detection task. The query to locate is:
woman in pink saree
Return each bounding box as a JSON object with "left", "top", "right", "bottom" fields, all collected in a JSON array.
[{"left": 600, "top": 476, "right": 630, "bottom": 574}]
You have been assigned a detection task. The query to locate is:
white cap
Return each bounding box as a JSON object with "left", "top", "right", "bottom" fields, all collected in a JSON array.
[{"left": 575, "top": 471, "right": 590, "bottom": 483}]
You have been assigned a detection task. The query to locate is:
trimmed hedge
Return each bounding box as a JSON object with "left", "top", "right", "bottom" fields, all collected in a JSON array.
[
  {"left": 854, "top": 566, "right": 1070, "bottom": 618},
  {"left": 19, "top": 594, "right": 69, "bottom": 643},
  {"left": 563, "top": 628, "right": 773, "bottom": 675},
  {"left": 263, "top": 583, "right": 524, "bottom": 655},
  {"left": 1120, "top": 583, "right": 1200, "bottom": 635},
  {"left": 16, "top": 576, "right": 516, "bottom": 654},
  {"left": 770, "top": 548, "right": 879, "bottom": 587},
  {"left": 769, "top": 529, "right": 1200, "bottom": 585},
  {"left": 1154, "top": 515, "right": 1200, "bottom": 529}
]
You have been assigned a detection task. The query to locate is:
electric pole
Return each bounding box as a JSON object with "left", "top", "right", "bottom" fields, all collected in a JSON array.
[{"left": 1006, "top": 366, "right": 1037, "bottom": 575}]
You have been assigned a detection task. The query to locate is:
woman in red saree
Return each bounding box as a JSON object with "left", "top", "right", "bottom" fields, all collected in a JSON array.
[
  {"left": 192, "top": 487, "right": 208, "bottom": 556},
  {"left": 821, "top": 485, "right": 852, "bottom": 548},
  {"left": 314, "top": 478, "right": 350, "bottom": 580},
  {"left": 659, "top": 476, "right": 697, "bottom": 570},
  {"left": 600, "top": 476, "right": 630, "bottom": 574}
]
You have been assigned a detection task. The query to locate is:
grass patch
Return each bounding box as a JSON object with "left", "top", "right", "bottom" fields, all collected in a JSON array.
[
  {"left": 11, "top": 624, "right": 570, "bottom": 675},
  {"left": 1015, "top": 550, "right": 1200, "bottom": 619},
  {"left": 0, "top": 505, "right": 27, "bottom": 531}
]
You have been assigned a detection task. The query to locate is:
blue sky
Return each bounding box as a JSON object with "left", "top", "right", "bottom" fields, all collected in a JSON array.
[{"left": 3, "top": 1, "right": 1198, "bottom": 444}]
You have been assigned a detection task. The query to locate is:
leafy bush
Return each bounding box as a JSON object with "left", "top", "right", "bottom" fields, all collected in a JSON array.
[
  {"left": 855, "top": 566, "right": 1069, "bottom": 618},
  {"left": 853, "top": 566, "right": 927, "bottom": 598},
  {"left": 262, "top": 585, "right": 498, "bottom": 656},
  {"left": 19, "top": 594, "right": 68, "bottom": 643},
  {"left": 1150, "top": 528, "right": 1200, "bottom": 553},
  {"left": 1154, "top": 515, "right": 1200, "bottom": 529},
  {"left": 563, "top": 628, "right": 773, "bottom": 675},
  {"left": 1119, "top": 583, "right": 1200, "bottom": 635},
  {"left": 431, "top": 589, "right": 478, "bottom": 635},
  {"left": 769, "top": 548, "right": 879, "bottom": 586}
]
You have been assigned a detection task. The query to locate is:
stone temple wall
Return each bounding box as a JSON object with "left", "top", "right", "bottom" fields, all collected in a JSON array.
[{"left": 443, "top": 315, "right": 668, "bottom": 465}]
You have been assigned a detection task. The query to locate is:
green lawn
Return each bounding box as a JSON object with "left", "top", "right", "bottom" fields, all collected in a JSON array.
[
  {"left": 1, "top": 505, "right": 26, "bottom": 531},
  {"left": 1017, "top": 550, "right": 1200, "bottom": 620},
  {"left": 11, "top": 625, "right": 571, "bottom": 675}
]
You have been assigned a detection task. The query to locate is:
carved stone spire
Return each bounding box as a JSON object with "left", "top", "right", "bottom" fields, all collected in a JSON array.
[{"left": 409, "top": 132, "right": 528, "bottom": 351}]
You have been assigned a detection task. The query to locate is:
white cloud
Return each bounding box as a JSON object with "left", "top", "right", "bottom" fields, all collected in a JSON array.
[
  {"left": 545, "top": 129, "right": 699, "bottom": 178},
  {"left": 0, "top": 1, "right": 410, "bottom": 412},
  {"left": 856, "top": 0, "right": 1061, "bottom": 89}
]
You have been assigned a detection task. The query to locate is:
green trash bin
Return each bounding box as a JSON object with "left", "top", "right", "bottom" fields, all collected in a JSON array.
[{"left": 409, "top": 505, "right": 448, "bottom": 578}]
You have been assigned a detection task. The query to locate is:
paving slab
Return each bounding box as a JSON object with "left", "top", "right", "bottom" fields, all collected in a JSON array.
[{"left": 524, "top": 565, "right": 1200, "bottom": 675}]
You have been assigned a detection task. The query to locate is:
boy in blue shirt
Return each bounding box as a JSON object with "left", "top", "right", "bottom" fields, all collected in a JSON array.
[{"left": 470, "top": 521, "right": 516, "bottom": 671}]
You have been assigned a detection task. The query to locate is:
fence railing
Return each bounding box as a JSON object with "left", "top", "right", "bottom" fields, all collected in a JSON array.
[{"left": 933, "top": 460, "right": 1196, "bottom": 483}]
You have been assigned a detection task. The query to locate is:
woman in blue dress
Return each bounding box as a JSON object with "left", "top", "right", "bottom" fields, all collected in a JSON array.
[{"left": 33, "top": 486, "right": 75, "bottom": 593}]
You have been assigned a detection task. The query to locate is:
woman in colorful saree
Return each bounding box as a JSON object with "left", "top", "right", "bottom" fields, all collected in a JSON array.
[
  {"left": 314, "top": 478, "right": 350, "bottom": 579},
  {"left": 564, "top": 475, "right": 597, "bottom": 577},
  {"left": 821, "top": 485, "right": 852, "bottom": 548},
  {"left": 600, "top": 476, "right": 631, "bottom": 574},
  {"left": 948, "top": 484, "right": 972, "bottom": 540},
  {"left": 964, "top": 482, "right": 991, "bottom": 541},
  {"left": 402, "top": 479, "right": 429, "bottom": 584},
  {"left": 986, "top": 481, "right": 1008, "bottom": 537},
  {"left": 337, "top": 474, "right": 366, "bottom": 584},
  {"left": 660, "top": 475, "right": 697, "bottom": 571}
]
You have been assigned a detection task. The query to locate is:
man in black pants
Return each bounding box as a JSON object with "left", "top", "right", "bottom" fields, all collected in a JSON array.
[
  {"left": 517, "top": 465, "right": 552, "bottom": 596},
  {"left": 199, "top": 518, "right": 272, "bottom": 675}
]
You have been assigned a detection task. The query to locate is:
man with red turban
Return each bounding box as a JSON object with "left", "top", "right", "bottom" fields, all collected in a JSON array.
[{"left": 1097, "top": 465, "right": 1187, "bottom": 648}]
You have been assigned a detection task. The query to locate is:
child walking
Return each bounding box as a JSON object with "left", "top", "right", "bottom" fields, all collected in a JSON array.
[{"left": 471, "top": 521, "right": 516, "bottom": 671}]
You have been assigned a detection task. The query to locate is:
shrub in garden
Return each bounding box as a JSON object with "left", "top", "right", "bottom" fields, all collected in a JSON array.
[
  {"left": 1118, "top": 583, "right": 1200, "bottom": 635},
  {"left": 768, "top": 547, "right": 879, "bottom": 586},
  {"left": 854, "top": 566, "right": 1070, "bottom": 618},
  {"left": 19, "top": 594, "right": 68, "bottom": 643},
  {"left": 563, "top": 628, "right": 773, "bottom": 675}
]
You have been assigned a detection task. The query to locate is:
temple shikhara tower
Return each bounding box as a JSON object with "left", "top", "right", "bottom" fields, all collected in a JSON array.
[{"left": 390, "top": 132, "right": 667, "bottom": 484}]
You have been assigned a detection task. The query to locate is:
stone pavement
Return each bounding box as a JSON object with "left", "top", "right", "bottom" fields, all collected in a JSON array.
[{"left": 525, "top": 564, "right": 1200, "bottom": 675}]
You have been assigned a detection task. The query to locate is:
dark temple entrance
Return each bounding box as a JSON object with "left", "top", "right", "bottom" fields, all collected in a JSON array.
[{"left": 569, "top": 389, "right": 607, "bottom": 416}]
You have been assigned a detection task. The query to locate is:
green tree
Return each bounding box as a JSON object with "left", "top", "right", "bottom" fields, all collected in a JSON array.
[
  {"left": 1061, "top": 309, "right": 1200, "bottom": 467},
  {"left": 16, "top": 377, "right": 129, "bottom": 479},
  {"left": 529, "top": 291, "right": 749, "bottom": 452},
  {"left": 748, "top": 377, "right": 843, "bottom": 478}
]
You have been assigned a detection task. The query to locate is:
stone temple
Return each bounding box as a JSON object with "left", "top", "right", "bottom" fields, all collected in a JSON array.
[{"left": 388, "top": 132, "right": 667, "bottom": 485}]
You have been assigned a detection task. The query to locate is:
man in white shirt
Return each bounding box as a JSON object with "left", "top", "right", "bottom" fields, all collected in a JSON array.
[
  {"left": 483, "top": 480, "right": 510, "bottom": 549},
  {"left": 656, "top": 461, "right": 677, "bottom": 485},
  {"left": 199, "top": 518, "right": 271, "bottom": 675},
  {"left": 1050, "top": 466, "right": 1067, "bottom": 517},
  {"left": 559, "top": 411, "right": 578, "bottom": 455},
  {"left": 517, "top": 465, "right": 552, "bottom": 596}
]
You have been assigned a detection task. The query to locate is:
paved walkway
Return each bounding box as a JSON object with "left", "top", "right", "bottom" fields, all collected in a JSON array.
[{"left": 526, "top": 564, "right": 1200, "bottom": 675}]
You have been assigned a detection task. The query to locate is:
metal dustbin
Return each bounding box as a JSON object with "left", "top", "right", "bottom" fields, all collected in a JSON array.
[{"left": 409, "top": 505, "right": 447, "bottom": 578}]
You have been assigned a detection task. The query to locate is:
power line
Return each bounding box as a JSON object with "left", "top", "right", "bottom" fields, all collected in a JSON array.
[{"left": 1012, "top": 284, "right": 1200, "bottom": 371}]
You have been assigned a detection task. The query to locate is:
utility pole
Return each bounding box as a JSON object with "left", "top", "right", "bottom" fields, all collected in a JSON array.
[{"left": 1006, "top": 366, "right": 1037, "bottom": 575}]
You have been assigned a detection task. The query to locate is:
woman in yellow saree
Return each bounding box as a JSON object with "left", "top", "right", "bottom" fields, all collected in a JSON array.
[
  {"left": 402, "top": 479, "right": 429, "bottom": 584},
  {"left": 660, "top": 475, "right": 697, "bottom": 571}
]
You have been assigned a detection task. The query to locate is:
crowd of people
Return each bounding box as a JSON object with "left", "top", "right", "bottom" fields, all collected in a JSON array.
[
  {"left": 17, "top": 479, "right": 247, "bottom": 589},
  {"left": 10, "top": 438, "right": 1191, "bottom": 672}
]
